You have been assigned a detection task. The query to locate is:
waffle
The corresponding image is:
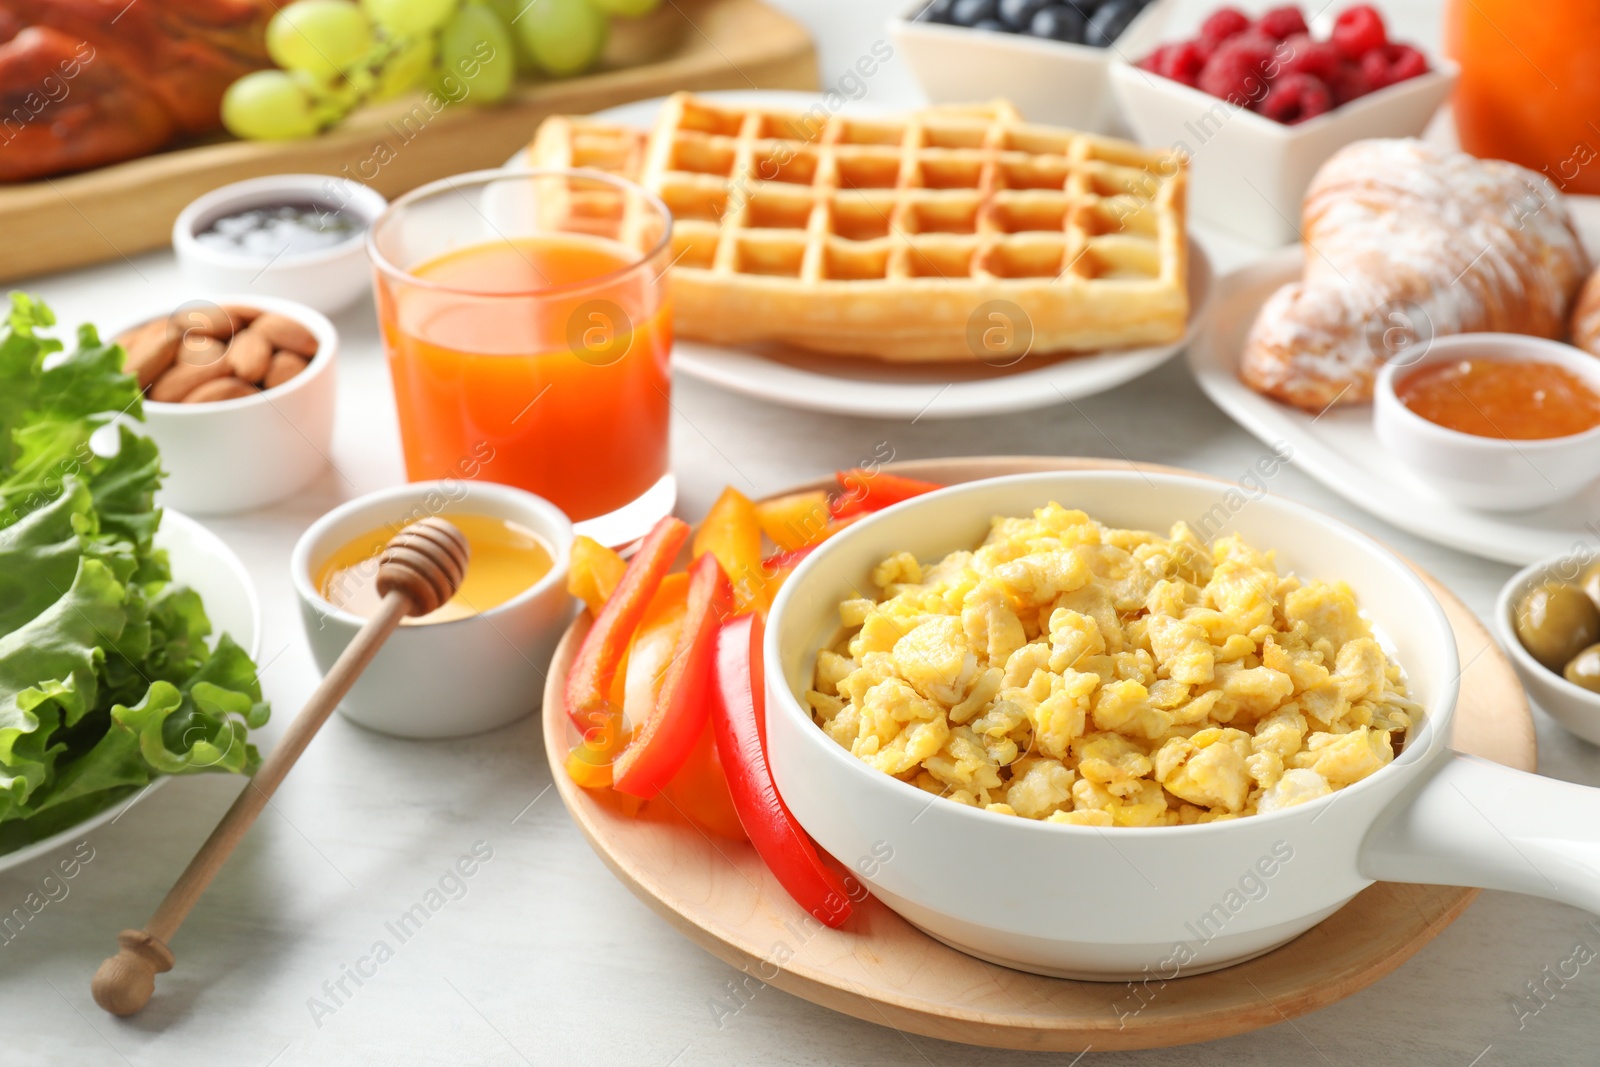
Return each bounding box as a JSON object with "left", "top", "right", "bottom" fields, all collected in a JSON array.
[{"left": 527, "top": 93, "right": 1188, "bottom": 362}]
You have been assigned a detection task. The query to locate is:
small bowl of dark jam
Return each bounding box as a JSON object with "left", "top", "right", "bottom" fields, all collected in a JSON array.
[{"left": 174, "top": 175, "right": 386, "bottom": 315}]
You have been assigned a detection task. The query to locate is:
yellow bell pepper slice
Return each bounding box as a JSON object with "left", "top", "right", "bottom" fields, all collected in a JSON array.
[
  {"left": 693, "top": 487, "right": 767, "bottom": 614},
  {"left": 567, "top": 534, "right": 627, "bottom": 616},
  {"left": 754, "top": 490, "right": 831, "bottom": 554}
]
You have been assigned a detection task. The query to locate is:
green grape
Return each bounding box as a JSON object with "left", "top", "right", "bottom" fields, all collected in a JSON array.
[
  {"left": 484, "top": 0, "right": 537, "bottom": 71},
  {"left": 517, "top": 0, "right": 607, "bottom": 77},
  {"left": 361, "top": 0, "right": 458, "bottom": 36},
  {"left": 374, "top": 34, "right": 439, "bottom": 99},
  {"left": 438, "top": 4, "right": 516, "bottom": 104},
  {"left": 222, "top": 70, "right": 321, "bottom": 140},
  {"left": 588, "top": 0, "right": 659, "bottom": 15},
  {"left": 267, "top": 0, "right": 375, "bottom": 81},
  {"left": 297, "top": 67, "right": 360, "bottom": 124}
]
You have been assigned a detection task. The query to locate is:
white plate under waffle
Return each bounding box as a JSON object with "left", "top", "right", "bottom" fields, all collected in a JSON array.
[
  {"left": 510, "top": 90, "right": 1212, "bottom": 421},
  {"left": 1188, "top": 197, "right": 1600, "bottom": 566}
]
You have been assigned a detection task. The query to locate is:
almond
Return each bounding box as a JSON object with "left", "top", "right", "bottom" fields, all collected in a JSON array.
[
  {"left": 171, "top": 304, "right": 244, "bottom": 341},
  {"left": 173, "top": 332, "right": 227, "bottom": 367},
  {"left": 263, "top": 351, "right": 310, "bottom": 389},
  {"left": 116, "top": 319, "right": 179, "bottom": 389},
  {"left": 249, "top": 312, "right": 319, "bottom": 357},
  {"left": 149, "top": 347, "right": 231, "bottom": 402},
  {"left": 225, "top": 327, "right": 273, "bottom": 383},
  {"left": 182, "top": 377, "right": 259, "bottom": 403},
  {"left": 220, "top": 304, "right": 263, "bottom": 327}
]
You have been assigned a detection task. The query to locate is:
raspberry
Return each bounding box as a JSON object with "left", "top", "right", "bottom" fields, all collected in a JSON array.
[
  {"left": 1256, "top": 5, "right": 1308, "bottom": 40},
  {"left": 1359, "top": 48, "right": 1395, "bottom": 91},
  {"left": 1199, "top": 7, "right": 1251, "bottom": 45},
  {"left": 1278, "top": 33, "right": 1340, "bottom": 80},
  {"left": 1255, "top": 72, "right": 1333, "bottom": 123},
  {"left": 1386, "top": 42, "right": 1430, "bottom": 83},
  {"left": 1327, "top": 59, "right": 1372, "bottom": 104},
  {"left": 1156, "top": 39, "right": 1209, "bottom": 87},
  {"left": 1198, "top": 31, "right": 1277, "bottom": 104},
  {"left": 1332, "top": 4, "right": 1387, "bottom": 60},
  {"left": 1138, "top": 43, "right": 1170, "bottom": 72}
]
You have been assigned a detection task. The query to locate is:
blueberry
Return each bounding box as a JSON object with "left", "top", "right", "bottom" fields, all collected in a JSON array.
[
  {"left": 997, "top": 0, "right": 1051, "bottom": 29},
  {"left": 1029, "top": 5, "right": 1086, "bottom": 42},
  {"left": 1062, "top": 0, "right": 1108, "bottom": 16},
  {"left": 973, "top": 16, "right": 1009, "bottom": 30},
  {"left": 914, "top": 0, "right": 957, "bottom": 21},
  {"left": 1085, "top": 0, "right": 1141, "bottom": 47},
  {"left": 949, "top": 0, "right": 999, "bottom": 25}
]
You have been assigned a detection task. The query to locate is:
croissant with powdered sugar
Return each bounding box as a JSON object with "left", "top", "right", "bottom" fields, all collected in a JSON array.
[{"left": 1240, "top": 139, "right": 1590, "bottom": 412}]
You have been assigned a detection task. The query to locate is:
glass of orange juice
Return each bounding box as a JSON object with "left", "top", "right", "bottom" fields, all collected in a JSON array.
[{"left": 368, "top": 169, "right": 673, "bottom": 544}]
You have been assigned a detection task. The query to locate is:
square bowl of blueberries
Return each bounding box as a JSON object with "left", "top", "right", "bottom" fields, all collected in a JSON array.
[{"left": 889, "top": 0, "right": 1172, "bottom": 131}]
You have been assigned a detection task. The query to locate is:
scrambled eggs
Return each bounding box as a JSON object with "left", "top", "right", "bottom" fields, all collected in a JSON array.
[{"left": 806, "top": 504, "right": 1418, "bottom": 826}]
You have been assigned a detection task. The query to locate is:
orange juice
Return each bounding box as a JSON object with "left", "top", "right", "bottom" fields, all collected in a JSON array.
[
  {"left": 318, "top": 514, "right": 554, "bottom": 624},
  {"left": 1447, "top": 0, "right": 1600, "bottom": 194},
  {"left": 377, "top": 233, "right": 671, "bottom": 522}
]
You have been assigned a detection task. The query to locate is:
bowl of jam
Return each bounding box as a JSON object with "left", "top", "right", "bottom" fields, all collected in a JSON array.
[
  {"left": 173, "top": 174, "right": 386, "bottom": 316},
  {"left": 1374, "top": 333, "right": 1600, "bottom": 512}
]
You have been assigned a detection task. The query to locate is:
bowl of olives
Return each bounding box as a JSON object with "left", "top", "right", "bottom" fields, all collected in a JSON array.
[
  {"left": 1497, "top": 554, "right": 1600, "bottom": 744},
  {"left": 890, "top": 0, "right": 1173, "bottom": 131}
]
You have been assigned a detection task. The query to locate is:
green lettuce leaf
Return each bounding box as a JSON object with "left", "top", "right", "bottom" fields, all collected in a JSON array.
[{"left": 0, "top": 556, "right": 125, "bottom": 822}]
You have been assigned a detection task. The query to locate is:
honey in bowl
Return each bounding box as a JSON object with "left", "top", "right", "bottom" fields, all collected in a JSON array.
[
  {"left": 317, "top": 514, "right": 553, "bottom": 624},
  {"left": 1395, "top": 358, "right": 1600, "bottom": 439}
]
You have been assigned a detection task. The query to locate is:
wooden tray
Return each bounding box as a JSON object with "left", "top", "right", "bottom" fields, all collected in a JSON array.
[
  {"left": 540, "top": 456, "right": 1536, "bottom": 1052},
  {"left": 0, "top": 0, "right": 814, "bottom": 283}
]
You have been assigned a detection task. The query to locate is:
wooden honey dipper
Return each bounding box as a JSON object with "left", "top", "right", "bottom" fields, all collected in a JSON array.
[{"left": 91, "top": 517, "right": 470, "bottom": 1017}]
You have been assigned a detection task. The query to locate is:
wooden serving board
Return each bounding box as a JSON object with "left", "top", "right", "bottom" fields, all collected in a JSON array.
[
  {"left": 0, "top": 0, "right": 814, "bottom": 283},
  {"left": 541, "top": 456, "right": 1536, "bottom": 1052}
]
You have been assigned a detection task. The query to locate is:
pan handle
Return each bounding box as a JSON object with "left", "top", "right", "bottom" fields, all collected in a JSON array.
[{"left": 1359, "top": 750, "right": 1600, "bottom": 913}]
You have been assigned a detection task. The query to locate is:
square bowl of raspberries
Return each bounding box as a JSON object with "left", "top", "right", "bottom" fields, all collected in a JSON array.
[
  {"left": 890, "top": 0, "right": 1177, "bottom": 132},
  {"left": 1109, "top": 4, "right": 1456, "bottom": 244}
]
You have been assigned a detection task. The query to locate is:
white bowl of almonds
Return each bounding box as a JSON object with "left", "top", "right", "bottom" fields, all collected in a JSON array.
[{"left": 113, "top": 294, "right": 336, "bottom": 514}]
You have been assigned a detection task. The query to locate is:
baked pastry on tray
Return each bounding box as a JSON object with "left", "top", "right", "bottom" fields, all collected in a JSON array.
[
  {"left": 528, "top": 93, "right": 1188, "bottom": 362},
  {"left": 1240, "top": 139, "right": 1590, "bottom": 411}
]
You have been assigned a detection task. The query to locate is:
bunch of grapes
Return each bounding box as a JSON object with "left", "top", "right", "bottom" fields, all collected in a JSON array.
[{"left": 223, "top": 0, "right": 659, "bottom": 141}]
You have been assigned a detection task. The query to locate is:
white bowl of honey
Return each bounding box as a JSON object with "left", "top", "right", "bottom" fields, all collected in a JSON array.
[
  {"left": 1373, "top": 333, "right": 1600, "bottom": 512},
  {"left": 291, "top": 481, "right": 573, "bottom": 738}
]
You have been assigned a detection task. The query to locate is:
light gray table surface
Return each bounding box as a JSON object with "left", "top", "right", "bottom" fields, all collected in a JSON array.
[{"left": 4, "top": 1, "right": 1597, "bottom": 1064}]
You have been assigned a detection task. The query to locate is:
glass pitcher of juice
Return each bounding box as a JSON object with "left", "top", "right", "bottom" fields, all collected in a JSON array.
[
  {"left": 1445, "top": 1, "right": 1600, "bottom": 194},
  {"left": 368, "top": 169, "right": 673, "bottom": 544}
]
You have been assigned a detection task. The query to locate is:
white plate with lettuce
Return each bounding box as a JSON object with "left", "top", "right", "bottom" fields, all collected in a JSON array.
[{"left": 0, "top": 294, "right": 271, "bottom": 870}]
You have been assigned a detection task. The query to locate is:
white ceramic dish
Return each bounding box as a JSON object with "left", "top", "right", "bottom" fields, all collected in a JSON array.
[
  {"left": 888, "top": 0, "right": 1174, "bottom": 131},
  {"left": 765, "top": 471, "right": 1600, "bottom": 980},
  {"left": 173, "top": 174, "right": 386, "bottom": 316},
  {"left": 1374, "top": 334, "right": 1600, "bottom": 512},
  {"left": 1497, "top": 555, "right": 1600, "bottom": 745},
  {"left": 291, "top": 481, "right": 574, "bottom": 739},
  {"left": 0, "top": 510, "right": 260, "bottom": 873},
  {"left": 512, "top": 90, "right": 1212, "bottom": 420},
  {"left": 1110, "top": 51, "right": 1456, "bottom": 245},
  {"left": 120, "top": 295, "right": 337, "bottom": 516},
  {"left": 1187, "top": 243, "right": 1600, "bottom": 565}
]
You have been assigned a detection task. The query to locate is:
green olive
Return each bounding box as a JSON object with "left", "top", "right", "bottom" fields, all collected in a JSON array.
[
  {"left": 1581, "top": 560, "right": 1600, "bottom": 612},
  {"left": 1565, "top": 644, "right": 1600, "bottom": 693},
  {"left": 1515, "top": 581, "right": 1600, "bottom": 672}
]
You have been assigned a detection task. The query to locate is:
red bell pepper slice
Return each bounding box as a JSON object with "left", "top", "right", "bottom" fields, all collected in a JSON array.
[
  {"left": 565, "top": 516, "right": 689, "bottom": 730},
  {"left": 710, "top": 612, "right": 855, "bottom": 928},
  {"left": 829, "top": 468, "right": 943, "bottom": 519},
  {"left": 612, "top": 553, "right": 732, "bottom": 798}
]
